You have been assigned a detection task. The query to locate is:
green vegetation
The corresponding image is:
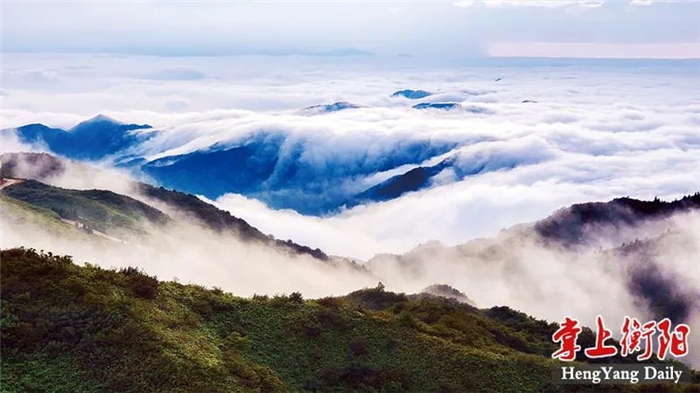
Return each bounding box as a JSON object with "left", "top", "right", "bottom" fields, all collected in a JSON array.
[
  {"left": 1, "top": 180, "right": 169, "bottom": 236},
  {"left": 136, "top": 183, "right": 329, "bottom": 260},
  {"left": 0, "top": 193, "right": 97, "bottom": 242},
  {"left": 2, "top": 248, "right": 698, "bottom": 392}
]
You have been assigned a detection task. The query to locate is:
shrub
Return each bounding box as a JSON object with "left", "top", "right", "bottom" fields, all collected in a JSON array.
[
  {"left": 303, "top": 322, "right": 322, "bottom": 338},
  {"left": 397, "top": 311, "right": 420, "bottom": 329},
  {"left": 224, "top": 332, "right": 251, "bottom": 351},
  {"left": 349, "top": 339, "right": 368, "bottom": 357},
  {"left": 252, "top": 294, "right": 269, "bottom": 302},
  {"left": 317, "top": 296, "right": 343, "bottom": 308},
  {"left": 289, "top": 291, "right": 303, "bottom": 304},
  {"left": 270, "top": 295, "right": 290, "bottom": 307},
  {"left": 119, "top": 267, "right": 158, "bottom": 299}
]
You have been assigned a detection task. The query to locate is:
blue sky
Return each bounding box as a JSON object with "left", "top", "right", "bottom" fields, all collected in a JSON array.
[{"left": 2, "top": 0, "right": 699, "bottom": 59}]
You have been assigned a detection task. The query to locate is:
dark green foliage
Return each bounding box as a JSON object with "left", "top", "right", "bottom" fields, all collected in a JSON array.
[
  {"left": 2, "top": 248, "right": 698, "bottom": 393},
  {"left": 136, "top": 183, "right": 329, "bottom": 261},
  {"left": 119, "top": 267, "right": 159, "bottom": 299},
  {"left": 535, "top": 193, "right": 700, "bottom": 247},
  {"left": 1, "top": 248, "right": 285, "bottom": 393},
  {"left": 1, "top": 180, "right": 170, "bottom": 235},
  {"left": 289, "top": 291, "right": 304, "bottom": 304},
  {"left": 349, "top": 339, "right": 369, "bottom": 357},
  {"left": 345, "top": 285, "right": 409, "bottom": 310}
]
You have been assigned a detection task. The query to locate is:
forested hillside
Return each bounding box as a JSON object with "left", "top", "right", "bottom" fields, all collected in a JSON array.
[{"left": 2, "top": 248, "right": 698, "bottom": 393}]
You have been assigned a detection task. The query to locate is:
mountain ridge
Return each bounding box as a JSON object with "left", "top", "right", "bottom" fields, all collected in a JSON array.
[{"left": 2, "top": 247, "right": 696, "bottom": 392}]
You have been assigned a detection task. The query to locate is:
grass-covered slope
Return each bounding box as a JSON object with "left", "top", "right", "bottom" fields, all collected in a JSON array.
[
  {"left": 135, "top": 183, "right": 329, "bottom": 261},
  {"left": 0, "top": 193, "right": 100, "bottom": 243},
  {"left": 2, "top": 248, "right": 698, "bottom": 393},
  {"left": 0, "top": 152, "right": 331, "bottom": 260},
  {"left": 1, "top": 180, "right": 169, "bottom": 235}
]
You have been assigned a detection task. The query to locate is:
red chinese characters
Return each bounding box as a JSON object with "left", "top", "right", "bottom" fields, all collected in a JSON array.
[
  {"left": 655, "top": 318, "right": 691, "bottom": 360},
  {"left": 551, "top": 317, "right": 582, "bottom": 361},
  {"left": 552, "top": 315, "right": 692, "bottom": 361},
  {"left": 620, "top": 317, "right": 642, "bottom": 356},
  {"left": 584, "top": 315, "right": 618, "bottom": 358},
  {"left": 622, "top": 318, "right": 657, "bottom": 361}
]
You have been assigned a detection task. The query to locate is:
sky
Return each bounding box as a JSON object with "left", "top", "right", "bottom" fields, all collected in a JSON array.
[{"left": 1, "top": 0, "right": 699, "bottom": 59}]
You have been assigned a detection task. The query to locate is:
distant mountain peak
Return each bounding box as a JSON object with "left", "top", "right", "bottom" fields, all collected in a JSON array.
[
  {"left": 300, "top": 101, "right": 361, "bottom": 115},
  {"left": 67, "top": 115, "right": 123, "bottom": 131},
  {"left": 69, "top": 115, "right": 152, "bottom": 133},
  {"left": 392, "top": 89, "right": 432, "bottom": 99},
  {"left": 88, "top": 114, "right": 120, "bottom": 124},
  {"left": 413, "top": 102, "right": 460, "bottom": 110}
]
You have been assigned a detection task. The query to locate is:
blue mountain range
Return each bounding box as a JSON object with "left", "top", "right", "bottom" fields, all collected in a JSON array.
[
  {"left": 413, "top": 102, "right": 460, "bottom": 110},
  {"left": 140, "top": 132, "right": 459, "bottom": 215},
  {"left": 300, "top": 101, "right": 360, "bottom": 115},
  {"left": 391, "top": 89, "right": 433, "bottom": 99},
  {"left": 2, "top": 111, "right": 513, "bottom": 216},
  {"left": 5, "top": 115, "right": 154, "bottom": 160}
]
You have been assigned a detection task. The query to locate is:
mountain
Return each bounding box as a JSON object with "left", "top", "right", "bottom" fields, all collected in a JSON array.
[
  {"left": 0, "top": 152, "right": 331, "bottom": 261},
  {"left": 412, "top": 103, "right": 492, "bottom": 114},
  {"left": 368, "top": 194, "right": 700, "bottom": 327},
  {"left": 533, "top": 194, "right": 700, "bottom": 248},
  {"left": 0, "top": 189, "right": 105, "bottom": 244},
  {"left": 3, "top": 248, "right": 696, "bottom": 392},
  {"left": 2, "top": 153, "right": 699, "bottom": 391},
  {"left": 3, "top": 116, "right": 466, "bottom": 216},
  {"left": 1, "top": 180, "right": 170, "bottom": 238},
  {"left": 421, "top": 284, "right": 476, "bottom": 306},
  {"left": 1, "top": 152, "right": 66, "bottom": 179},
  {"left": 343, "top": 152, "right": 507, "bottom": 208},
  {"left": 300, "top": 101, "right": 361, "bottom": 115},
  {"left": 413, "top": 102, "right": 460, "bottom": 110},
  {"left": 345, "top": 163, "right": 449, "bottom": 208},
  {"left": 134, "top": 183, "right": 330, "bottom": 261},
  {"left": 5, "top": 115, "right": 154, "bottom": 160},
  {"left": 391, "top": 89, "right": 432, "bottom": 99},
  {"left": 139, "top": 133, "right": 458, "bottom": 215}
]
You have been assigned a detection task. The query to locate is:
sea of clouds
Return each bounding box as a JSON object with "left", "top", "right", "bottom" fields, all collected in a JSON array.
[
  {"left": 2, "top": 53, "right": 699, "bottom": 260},
  {"left": 3, "top": 53, "right": 700, "bottom": 367}
]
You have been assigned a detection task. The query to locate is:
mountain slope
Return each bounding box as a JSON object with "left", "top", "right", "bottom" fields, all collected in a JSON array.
[
  {"left": 300, "top": 101, "right": 361, "bottom": 115},
  {"left": 1, "top": 180, "right": 169, "bottom": 236},
  {"left": 391, "top": 89, "right": 432, "bottom": 99},
  {"left": 0, "top": 152, "right": 331, "bottom": 261},
  {"left": 0, "top": 192, "right": 103, "bottom": 243},
  {"left": 134, "top": 183, "right": 329, "bottom": 261},
  {"left": 345, "top": 164, "right": 448, "bottom": 207},
  {"left": 367, "top": 194, "right": 700, "bottom": 329},
  {"left": 139, "top": 133, "right": 458, "bottom": 215},
  {"left": 3, "top": 116, "right": 465, "bottom": 215},
  {"left": 533, "top": 194, "right": 700, "bottom": 248},
  {"left": 3, "top": 248, "right": 696, "bottom": 393},
  {"left": 4, "top": 115, "right": 154, "bottom": 160},
  {"left": 1, "top": 152, "right": 66, "bottom": 179}
]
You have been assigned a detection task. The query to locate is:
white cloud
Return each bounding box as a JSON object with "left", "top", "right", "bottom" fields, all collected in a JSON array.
[
  {"left": 2, "top": 54, "right": 699, "bottom": 262},
  {"left": 3, "top": 53, "right": 700, "bottom": 364}
]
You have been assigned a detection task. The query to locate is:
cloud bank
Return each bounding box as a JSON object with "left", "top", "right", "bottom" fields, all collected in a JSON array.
[{"left": 2, "top": 54, "right": 699, "bottom": 260}]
